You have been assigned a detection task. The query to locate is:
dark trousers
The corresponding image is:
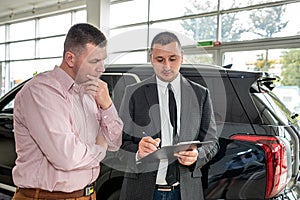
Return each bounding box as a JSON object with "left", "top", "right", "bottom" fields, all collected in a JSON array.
[{"left": 153, "top": 188, "right": 181, "bottom": 200}]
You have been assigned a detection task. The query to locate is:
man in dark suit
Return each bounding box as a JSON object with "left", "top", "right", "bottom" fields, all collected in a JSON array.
[{"left": 118, "top": 31, "right": 219, "bottom": 200}]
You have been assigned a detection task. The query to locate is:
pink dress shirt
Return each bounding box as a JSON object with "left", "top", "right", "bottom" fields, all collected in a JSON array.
[{"left": 12, "top": 66, "right": 123, "bottom": 192}]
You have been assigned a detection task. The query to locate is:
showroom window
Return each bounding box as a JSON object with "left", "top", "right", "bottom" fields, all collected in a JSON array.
[
  {"left": 110, "top": 0, "right": 148, "bottom": 28},
  {"left": 221, "top": 0, "right": 292, "bottom": 10},
  {"left": 0, "top": 45, "right": 4, "bottom": 61},
  {"left": 109, "top": 0, "right": 300, "bottom": 112},
  {"left": 0, "top": 9, "right": 87, "bottom": 96},
  {"left": 150, "top": 0, "right": 218, "bottom": 20},
  {"left": 9, "top": 20, "right": 35, "bottom": 41},
  {"left": 109, "top": 0, "right": 300, "bottom": 53},
  {"left": 0, "top": 26, "right": 5, "bottom": 43},
  {"left": 0, "top": 0, "right": 299, "bottom": 112},
  {"left": 9, "top": 41, "right": 36, "bottom": 60},
  {"left": 39, "top": 36, "right": 65, "bottom": 58},
  {"left": 109, "top": 0, "right": 300, "bottom": 64},
  {"left": 39, "top": 13, "right": 71, "bottom": 38}
]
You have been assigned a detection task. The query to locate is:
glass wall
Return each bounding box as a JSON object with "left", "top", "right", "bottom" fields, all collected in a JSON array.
[
  {"left": 39, "top": 13, "right": 72, "bottom": 37},
  {"left": 109, "top": 0, "right": 300, "bottom": 113},
  {"left": 0, "top": 9, "right": 87, "bottom": 96},
  {"left": 110, "top": 0, "right": 300, "bottom": 46},
  {"left": 0, "top": 26, "right": 5, "bottom": 43},
  {"left": 0, "top": 0, "right": 299, "bottom": 113},
  {"left": 9, "top": 20, "right": 35, "bottom": 41}
]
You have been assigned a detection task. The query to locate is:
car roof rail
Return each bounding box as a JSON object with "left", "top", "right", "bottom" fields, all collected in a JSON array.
[{"left": 222, "top": 64, "right": 232, "bottom": 69}]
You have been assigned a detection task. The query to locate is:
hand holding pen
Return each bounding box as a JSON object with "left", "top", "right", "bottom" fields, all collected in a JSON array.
[
  {"left": 137, "top": 131, "right": 161, "bottom": 160},
  {"left": 142, "top": 131, "right": 161, "bottom": 149}
]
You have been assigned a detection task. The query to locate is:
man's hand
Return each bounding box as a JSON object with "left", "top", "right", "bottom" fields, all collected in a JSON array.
[
  {"left": 83, "top": 75, "right": 112, "bottom": 109},
  {"left": 137, "top": 137, "right": 160, "bottom": 160},
  {"left": 175, "top": 147, "right": 198, "bottom": 166}
]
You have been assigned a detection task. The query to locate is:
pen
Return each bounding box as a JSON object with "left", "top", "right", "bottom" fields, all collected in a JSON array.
[
  {"left": 142, "top": 131, "right": 148, "bottom": 137},
  {"left": 142, "top": 131, "right": 160, "bottom": 149}
]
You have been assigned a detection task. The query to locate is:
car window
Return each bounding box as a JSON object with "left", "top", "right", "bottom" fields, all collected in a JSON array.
[
  {"left": 186, "top": 74, "right": 250, "bottom": 124},
  {"left": 252, "top": 92, "right": 290, "bottom": 126},
  {"left": 2, "top": 99, "right": 14, "bottom": 113}
]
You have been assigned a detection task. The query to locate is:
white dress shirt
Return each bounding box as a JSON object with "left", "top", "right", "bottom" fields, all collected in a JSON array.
[{"left": 155, "top": 74, "right": 181, "bottom": 185}]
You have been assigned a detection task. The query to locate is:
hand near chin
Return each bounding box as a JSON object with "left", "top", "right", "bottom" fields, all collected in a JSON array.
[{"left": 83, "top": 75, "right": 112, "bottom": 110}]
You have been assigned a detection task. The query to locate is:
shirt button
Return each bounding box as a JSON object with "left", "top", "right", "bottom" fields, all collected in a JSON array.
[{"left": 103, "top": 116, "right": 108, "bottom": 119}]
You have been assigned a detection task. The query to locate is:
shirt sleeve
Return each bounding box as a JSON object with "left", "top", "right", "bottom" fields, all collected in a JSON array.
[
  {"left": 19, "top": 82, "right": 106, "bottom": 171},
  {"left": 97, "top": 103, "right": 123, "bottom": 151}
]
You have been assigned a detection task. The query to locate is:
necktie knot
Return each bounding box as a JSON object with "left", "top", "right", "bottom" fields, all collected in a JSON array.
[{"left": 167, "top": 83, "right": 172, "bottom": 91}]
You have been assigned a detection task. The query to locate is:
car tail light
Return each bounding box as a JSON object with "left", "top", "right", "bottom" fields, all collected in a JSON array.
[{"left": 230, "top": 134, "right": 289, "bottom": 199}]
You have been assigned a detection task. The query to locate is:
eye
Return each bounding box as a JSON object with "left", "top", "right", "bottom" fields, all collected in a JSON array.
[
  {"left": 156, "top": 57, "right": 164, "bottom": 63},
  {"left": 90, "top": 59, "right": 101, "bottom": 64},
  {"left": 169, "top": 56, "right": 177, "bottom": 62}
]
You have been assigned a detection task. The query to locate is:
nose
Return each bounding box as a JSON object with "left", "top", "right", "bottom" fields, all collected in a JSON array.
[
  {"left": 163, "top": 59, "right": 171, "bottom": 69},
  {"left": 96, "top": 61, "right": 105, "bottom": 73}
]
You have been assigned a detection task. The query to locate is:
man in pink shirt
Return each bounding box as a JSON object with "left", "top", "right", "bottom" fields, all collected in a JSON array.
[{"left": 12, "top": 23, "right": 123, "bottom": 200}]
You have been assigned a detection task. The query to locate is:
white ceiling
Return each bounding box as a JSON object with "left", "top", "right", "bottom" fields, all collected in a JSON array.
[{"left": 0, "top": 0, "right": 85, "bottom": 21}]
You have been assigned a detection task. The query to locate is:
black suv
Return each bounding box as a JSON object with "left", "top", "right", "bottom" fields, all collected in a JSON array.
[{"left": 0, "top": 64, "right": 300, "bottom": 200}]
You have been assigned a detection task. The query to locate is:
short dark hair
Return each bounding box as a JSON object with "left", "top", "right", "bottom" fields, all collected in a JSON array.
[
  {"left": 150, "top": 31, "right": 181, "bottom": 52},
  {"left": 63, "top": 23, "right": 107, "bottom": 56}
]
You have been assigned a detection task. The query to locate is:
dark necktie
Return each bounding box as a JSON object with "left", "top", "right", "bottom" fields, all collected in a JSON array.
[
  {"left": 168, "top": 83, "right": 178, "bottom": 141},
  {"left": 166, "top": 83, "right": 179, "bottom": 185}
]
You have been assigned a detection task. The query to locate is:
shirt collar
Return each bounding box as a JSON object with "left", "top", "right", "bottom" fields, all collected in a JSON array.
[
  {"left": 156, "top": 74, "right": 181, "bottom": 95},
  {"left": 53, "top": 66, "right": 74, "bottom": 92}
]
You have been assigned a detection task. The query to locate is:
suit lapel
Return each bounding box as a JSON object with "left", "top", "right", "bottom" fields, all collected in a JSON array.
[{"left": 180, "top": 76, "right": 198, "bottom": 141}]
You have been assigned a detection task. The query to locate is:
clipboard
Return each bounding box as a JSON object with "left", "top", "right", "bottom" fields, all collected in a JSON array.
[{"left": 138, "top": 140, "right": 214, "bottom": 163}]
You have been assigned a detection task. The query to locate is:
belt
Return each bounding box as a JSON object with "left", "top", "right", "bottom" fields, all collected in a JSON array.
[
  {"left": 155, "top": 184, "right": 180, "bottom": 192},
  {"left": 19, "top": 184, "right": 95, "bottom": 199}
]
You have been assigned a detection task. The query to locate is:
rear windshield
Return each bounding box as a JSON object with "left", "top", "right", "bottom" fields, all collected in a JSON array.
[
  {"left": 251, "top": 92, "right": 291, "bottom": 126},
  {"left": 185, "top": 74, "right": 251, "bottom": 124}
]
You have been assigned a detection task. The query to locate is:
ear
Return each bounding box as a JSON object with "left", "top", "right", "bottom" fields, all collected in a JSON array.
[
  {"left": 64, "top": 51, "right": 75, "bottom": 67},
  {"left": 180, "top": 50, "right": 184, "bottom": 64},
  {"left": 149, "top": 53, "right": 153, "bottom": 64}
]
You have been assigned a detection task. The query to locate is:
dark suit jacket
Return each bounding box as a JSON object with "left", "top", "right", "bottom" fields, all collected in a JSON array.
[{"left": 118, "top": 74, "right": 219, "bottom": 200}]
